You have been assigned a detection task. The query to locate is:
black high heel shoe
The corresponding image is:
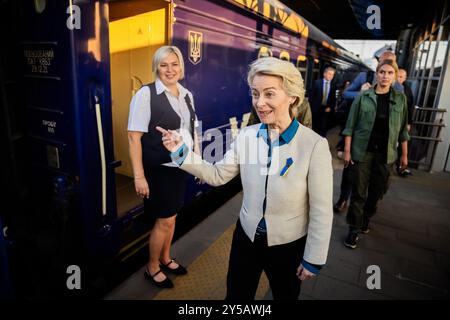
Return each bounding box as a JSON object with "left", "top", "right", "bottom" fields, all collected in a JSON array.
[
  {"left": 160, "top": 259, "right": 188, "bottom": 275},
  {"left": 144, "top": 267, "right": 174, "bottom": 288}
]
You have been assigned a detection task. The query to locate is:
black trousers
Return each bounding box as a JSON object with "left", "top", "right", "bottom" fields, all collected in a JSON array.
[
  {"left": 338, "top": 164, "right": 354, "bottom": 202},
  {"left": 226, "top": 220, "right": 306, "bottom": 300},
  {"left": 346, "top": 152, "right": 390, "bottom": 230},
  {"left": 312, "top": 109, "right": 331, "bottom": 137}
]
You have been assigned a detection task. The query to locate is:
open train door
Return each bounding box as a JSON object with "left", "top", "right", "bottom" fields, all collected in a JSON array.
[
  {"left": 108, "top": 0, "right": 169, "bottom": 218},
  {"left": 107, "top": 0, "right": 171, "bottom": 261},
  {"left": 13, "top": 0, "right": 121, "bottom": 297}
]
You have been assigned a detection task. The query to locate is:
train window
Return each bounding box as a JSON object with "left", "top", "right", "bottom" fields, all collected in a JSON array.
[
  {"left": 258, "top": 46, "right": 273, "bottom": 58},
  {"left": 296, "top": 55, "right": 307, "bottom": 81},
  {"left": 279, "top": 51, "right": 290, "bottom": 61}
]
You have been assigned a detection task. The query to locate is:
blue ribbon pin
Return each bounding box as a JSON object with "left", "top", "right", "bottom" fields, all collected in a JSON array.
[{"left": 280, "top": 157, "right": 294, "bottom": 177}]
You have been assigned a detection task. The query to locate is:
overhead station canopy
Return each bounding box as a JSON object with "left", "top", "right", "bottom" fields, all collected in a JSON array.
[{"left": 280, "top": 0, "right": 444, "bottom": 40}]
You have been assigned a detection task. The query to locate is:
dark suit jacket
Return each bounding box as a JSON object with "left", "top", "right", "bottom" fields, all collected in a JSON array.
[
  {"left": 404, "top": 83, "right": 415, "bottom": 124},
  {"left": 309, "top": 78, "right": 336, "bottom": 113}
]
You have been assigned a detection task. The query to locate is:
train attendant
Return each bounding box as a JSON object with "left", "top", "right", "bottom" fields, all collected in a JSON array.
[
  {"left": 157, "top": 57, "right": 333, "bottom": 300},
  {"left": 342, "top": 59, "right": 409, "bottom": 249},
  {"left": 128, "top": 46, "right": 199, "bottom": 289}
]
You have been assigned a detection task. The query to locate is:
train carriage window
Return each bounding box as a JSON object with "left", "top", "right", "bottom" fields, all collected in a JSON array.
[
  {"left": 258, "top": 46, "right": 273, "bottom": 58},
  {"left": 279, "top": 51, "right": 290, "bottom": 61},
  {"left": 296, "top": 55, "right": 307, "bottom": 81}
]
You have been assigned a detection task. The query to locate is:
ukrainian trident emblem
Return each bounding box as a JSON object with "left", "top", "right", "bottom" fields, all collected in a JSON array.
[{"left": 188, "top": 31, "right": 203, "bottom": 65}]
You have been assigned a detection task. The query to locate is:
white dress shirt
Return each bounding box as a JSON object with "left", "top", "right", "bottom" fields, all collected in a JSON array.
[{"left": 128, "top": 78, "right": 196, "bottom": 166}]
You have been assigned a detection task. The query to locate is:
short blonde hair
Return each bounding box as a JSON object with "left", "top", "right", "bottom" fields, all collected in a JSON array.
[
  {"left": 247, "top": 57, "right": 305, "bottom": 118},
  {"left": 152, "top": 46, "right": 185, "bottom": 80}
]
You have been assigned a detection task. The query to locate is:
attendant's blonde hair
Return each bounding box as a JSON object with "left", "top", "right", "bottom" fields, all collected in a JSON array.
[{"left": 152, "top": 46, "right": 185, "bottom": 80}]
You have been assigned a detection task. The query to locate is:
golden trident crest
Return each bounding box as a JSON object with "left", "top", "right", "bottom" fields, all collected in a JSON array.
[{"left": 188, "top": 31, "right": 202, "bottom": 65}]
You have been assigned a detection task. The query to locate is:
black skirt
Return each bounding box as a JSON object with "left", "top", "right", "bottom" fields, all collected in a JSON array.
[{"left": 143, "top": 165, "right": 189, "bottom": 218}]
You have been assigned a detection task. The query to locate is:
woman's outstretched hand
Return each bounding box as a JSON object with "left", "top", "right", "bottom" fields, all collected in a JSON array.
[{"left": 156, "top": 126, "right": 184, "bottom": 152}]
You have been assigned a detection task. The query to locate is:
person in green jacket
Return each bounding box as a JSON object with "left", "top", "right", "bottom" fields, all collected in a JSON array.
[{"left": 342, "top": 59, "right": 409, "bottom": 249}]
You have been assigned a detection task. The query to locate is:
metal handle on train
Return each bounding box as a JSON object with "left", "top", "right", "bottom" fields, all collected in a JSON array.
[{"left": 94, "top": 95, "right": 107, "bottom": 216}]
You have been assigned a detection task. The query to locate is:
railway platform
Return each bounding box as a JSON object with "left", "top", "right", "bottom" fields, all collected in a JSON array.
[{"left": 106, "top": 132, "right": 450, "bottom": 300}]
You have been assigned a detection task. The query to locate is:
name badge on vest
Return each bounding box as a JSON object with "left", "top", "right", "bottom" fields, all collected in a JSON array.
[{"left": 280, "top": 157, "right": 294, "bottom": 177}]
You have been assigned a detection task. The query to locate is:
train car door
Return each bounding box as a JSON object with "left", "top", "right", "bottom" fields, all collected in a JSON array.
[
  {"left": 14, "top": 1, "right": 121, "bottom": 295},
  {"left": 13, "top": 0, "right": 174, "bottom": 296},
  {"left": 108, "top": 0, "right": 169, "bottom": 219}
]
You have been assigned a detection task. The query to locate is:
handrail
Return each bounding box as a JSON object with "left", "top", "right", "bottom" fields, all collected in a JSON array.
[
  {"left": 412, "top": 122, "right": 446, "bottom": 127},
  {"left": 409, "top": 105, "right": 446, "bottom": 171},
  {"left": 414, "top": 107, "right": 447, "bottom": 112},
  {"left": 410, "top": 135, "right": 442, "bottom": 142},
  {"left": 94, "top": 95, "right": 107, "bottom": 216}
]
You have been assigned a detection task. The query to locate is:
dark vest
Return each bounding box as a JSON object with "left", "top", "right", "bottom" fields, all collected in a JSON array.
[{"left": 141, "top": 82, "right": 196, "bottom": 167}]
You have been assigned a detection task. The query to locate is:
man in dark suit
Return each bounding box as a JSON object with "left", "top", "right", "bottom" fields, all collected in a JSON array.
[{"left": 310, "top": 67, "right": 336, "bottom": 137}]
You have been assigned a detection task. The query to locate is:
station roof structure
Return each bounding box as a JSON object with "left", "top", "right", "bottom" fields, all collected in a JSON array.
[{"left": 280, "top": 0, "right": 442, "bottom": 40}]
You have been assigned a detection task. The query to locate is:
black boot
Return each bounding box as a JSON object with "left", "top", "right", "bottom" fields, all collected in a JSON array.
[
  {"left": 344, "top": 231, "right": 359, "bottom": 249},
  {"left": 362, "top": 218, "right": 370, "bottom": 234}
]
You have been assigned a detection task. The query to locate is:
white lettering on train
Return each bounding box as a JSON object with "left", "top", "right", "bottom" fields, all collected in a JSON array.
[
  {"left": 42, "top": 120, "right": 56, "bottom": 133},
  {"left": 24, "top": 49, "right": 54, "bottom": 74}
]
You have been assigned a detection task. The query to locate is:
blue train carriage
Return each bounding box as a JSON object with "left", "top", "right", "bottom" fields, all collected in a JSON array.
[
  {"left": 220, "top": 0, "right": 367, "bottom": 92},
  {"left": 14, "top": 0, "right": 367, "bottom": 296}
]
